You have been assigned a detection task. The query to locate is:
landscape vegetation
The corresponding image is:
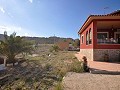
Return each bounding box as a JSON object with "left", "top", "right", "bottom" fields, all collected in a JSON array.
[{"left": 0, "top": 32, "right": 82, "bottom": 90}]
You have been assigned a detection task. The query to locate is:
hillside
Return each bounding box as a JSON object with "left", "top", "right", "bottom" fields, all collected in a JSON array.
[
  {"left": 24, "top": 36, "right": 74, "bottom": 44},
  {"left": 0, "top": 34, "right": 74, "bottom": 44}
]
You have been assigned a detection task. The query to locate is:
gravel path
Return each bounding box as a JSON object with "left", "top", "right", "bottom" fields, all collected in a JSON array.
[{"left": 63, "top": 72, "right": 120, "bottom": 90}]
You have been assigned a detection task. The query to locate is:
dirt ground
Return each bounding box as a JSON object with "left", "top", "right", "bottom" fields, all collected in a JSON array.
[
  {"left": 0, "top": 44, "right": 80, "bottom": 90},
  {"left": 1, "top": 44, "right": 120, "bottom": 90},
  {"left": 63, "top": 72, "right": 120, "bottom": 90}
]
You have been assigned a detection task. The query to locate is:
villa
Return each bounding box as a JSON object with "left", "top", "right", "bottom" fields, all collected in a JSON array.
[{"left": 78, "top": 10, "right": 120, "bottom": 61}]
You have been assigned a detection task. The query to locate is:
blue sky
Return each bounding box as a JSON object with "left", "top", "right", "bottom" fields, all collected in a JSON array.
[{"left": 0, "top": 0, "right": 120, "bottom": 39}]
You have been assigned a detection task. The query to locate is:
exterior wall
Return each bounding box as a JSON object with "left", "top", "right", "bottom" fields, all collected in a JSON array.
[
  {"left": 93, "top": 49, "right": 120, "bottom": 61},
  {"left": 79, "top": 19, "right": 120, "bottom": 61},
  {"left": 80, "top": 22, "right": 94, "bottom": 49},
  {"left": 80, "top": 49, "right": 93, "bottom": 61}
]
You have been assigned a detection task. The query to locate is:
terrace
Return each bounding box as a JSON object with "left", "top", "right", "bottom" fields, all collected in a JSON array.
[{"left": 97, "top": 21, "right": 120, "bottom": 44}]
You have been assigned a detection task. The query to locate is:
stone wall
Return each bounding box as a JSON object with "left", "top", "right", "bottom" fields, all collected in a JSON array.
[
  {"left": 80, "top": 49, "right": 120, "bottom": 62},
  {"left": 93, "top": 49, "right": 120, "bottom": 62},
  {"left": 80, "top": 49, "right": 93, "bottom": 61}
]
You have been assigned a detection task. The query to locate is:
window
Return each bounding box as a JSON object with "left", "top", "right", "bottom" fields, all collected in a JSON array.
[
  {"left": 97, "top": 32, "right": 108, "bottom": 44},
  {"left": 81, "top": 35, "right": 84, "bottom": 44},
  {"left": 89, "top": 28, "right": 92, "bottom": 44},
  {"left": 86, "top": 31, "right": 89, "bottom": 45},
  {"left": 97, "top": 33, "right": 108, "bottom": 39}
]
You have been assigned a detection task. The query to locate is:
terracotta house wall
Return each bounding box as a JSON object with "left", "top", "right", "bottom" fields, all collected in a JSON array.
[
  {"left": 79, "top": 12, "right": 120, "bottom": 61},
  {"left": 80, "top": 22, "right": 94, "bottom": 60},
  {"left": 80, "top": 22, "right": 94, "bottom": 49},
  {"left": 80, "top": 20, "right": 120, "bottom": 61}
]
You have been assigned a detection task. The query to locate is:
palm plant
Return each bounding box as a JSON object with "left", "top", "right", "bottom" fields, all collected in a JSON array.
[
  {"left": 0, "top": 31, "right": 33, "bottom": 66},
  {"left": 50, "top": 45, "right": 59, "bottom": 52}
]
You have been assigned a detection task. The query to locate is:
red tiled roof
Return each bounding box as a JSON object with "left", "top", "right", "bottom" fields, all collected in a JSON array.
[
  {"left": 108, "top": 10, "right": 120, "bottom": 15},
  {"left": 78, "top": 10, "right": 120, "bottom": 34}
]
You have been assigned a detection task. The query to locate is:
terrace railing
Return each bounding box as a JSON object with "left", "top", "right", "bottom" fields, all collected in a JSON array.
[{"left": 97, "top": 38, "right": 120, "bottom": 44}]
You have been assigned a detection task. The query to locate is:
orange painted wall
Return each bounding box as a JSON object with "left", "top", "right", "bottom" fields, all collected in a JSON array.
[
  {"left": 80, "top": 22, "right": 94, "bottom": 49},
  {"left": 80, "top": 19, "right": 120, "bottom": 49}
]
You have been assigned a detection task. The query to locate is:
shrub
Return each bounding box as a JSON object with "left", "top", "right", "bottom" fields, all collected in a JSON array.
[
  {"left": 0, "top": 31, "right": 34, "bottom": 66},
  {"left": 49, "top": 45, "right": 59, "bottom": 52},
  {"left": 69, "top": 61, "right": 83, "bottom": 73}
]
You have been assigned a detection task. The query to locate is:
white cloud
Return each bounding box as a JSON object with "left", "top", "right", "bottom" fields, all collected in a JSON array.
[
  {"left": 25, "top": 33, "right": 29, "bottom": 36},
  {"left": 0, "top": 6, "right": 13, "bottom": 18},
  {"left": 0, "top": 25, "right": 31, "bottom": 36},
  {"left": 0, "top": 25, "right": 21, "bottom": 32},
  {"left": 28, "top": 0, "right": 33, "bottom": 3},
  {"left": 0, "top": 7, "right": 5, "bottom": 13}
]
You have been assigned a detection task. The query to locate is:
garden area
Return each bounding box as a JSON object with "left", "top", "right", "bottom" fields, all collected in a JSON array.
[{"left": 0, "top": 43, "right": 83, "bottom": 90}]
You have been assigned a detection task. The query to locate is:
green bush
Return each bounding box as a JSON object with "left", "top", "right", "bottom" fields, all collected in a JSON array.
[
  {"left": 69, "top": 61, "right": 83, "bottom": 73},
  {"left": 49, "top": 45, "right": 59, "bottom": 52}
]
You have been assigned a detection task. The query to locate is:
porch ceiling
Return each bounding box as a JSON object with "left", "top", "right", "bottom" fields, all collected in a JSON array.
[{"left": 97, "top": 21, "right": 120, "bottom": 29}]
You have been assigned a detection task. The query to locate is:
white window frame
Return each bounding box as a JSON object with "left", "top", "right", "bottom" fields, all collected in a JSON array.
[
  {"left": 89, "top": 29, "right": 92, "bottom": 44},
  {"left": 97, "top": 32, "right": 109, "bottom": 39},
  {"left": 114, "top": 32, "right": 120, "bottom": 39},
  {"left": 81, "top": 34, "right": 84, "bottom": 44},
  {"left": 97, "top": 32, "right": 109, "bottom": 44},
  {"left": 86, "top": 31, "right": 89, "bottom": 45}
]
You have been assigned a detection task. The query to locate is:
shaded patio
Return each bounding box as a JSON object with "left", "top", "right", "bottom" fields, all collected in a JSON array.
[{"left": 75, "top": 52, "right": 120, "bottom": 74}]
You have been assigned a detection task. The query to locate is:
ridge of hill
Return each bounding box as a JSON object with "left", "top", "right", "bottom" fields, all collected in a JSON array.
[{"left": 0, "top": 34, "right": 74, "bottom": 44}]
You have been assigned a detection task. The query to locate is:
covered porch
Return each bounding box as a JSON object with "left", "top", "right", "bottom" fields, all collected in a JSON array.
[
  {"left": 92, "top": 20, "right": 120, "bottom": 62},
  {"left": 97, "top": 20, "right": 120, "bottom": 45}
]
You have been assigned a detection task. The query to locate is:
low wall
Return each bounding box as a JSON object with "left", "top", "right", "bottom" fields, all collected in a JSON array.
[
  {"left": 93, "top": 49, "right": 120, "bottom": 62},
  {"left": 80, "top": 49, "right": 93, "bottom": 61},
  {"left": 80, "top": 49, "right": 120, "bottom": 61}
]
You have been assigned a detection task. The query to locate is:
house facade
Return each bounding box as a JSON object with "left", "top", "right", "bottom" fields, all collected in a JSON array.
[{"left": 78, "top": 10, "right": 120, "bottom": 61}]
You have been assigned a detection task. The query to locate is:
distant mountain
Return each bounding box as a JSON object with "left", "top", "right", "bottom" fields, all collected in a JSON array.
[
  {"left": 0, "top": 34, "right": 74, "bottom": 44},
  {"left": 24, "top": 36, "right": 74, "bottom": 44}
]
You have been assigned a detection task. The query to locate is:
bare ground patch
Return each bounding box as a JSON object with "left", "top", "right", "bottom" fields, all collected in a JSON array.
[{"left": 63, "top": 72, "right": 120, "bottom": 90}]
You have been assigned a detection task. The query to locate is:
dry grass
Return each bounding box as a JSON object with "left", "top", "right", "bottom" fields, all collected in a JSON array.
[{"left": 0, "top": 44, "right": 83, "bottom": 90}]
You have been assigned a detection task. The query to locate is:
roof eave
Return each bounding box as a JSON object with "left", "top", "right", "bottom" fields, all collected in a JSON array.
[{"left": 78, "top": 15, "right": 120, "bottom": 34}]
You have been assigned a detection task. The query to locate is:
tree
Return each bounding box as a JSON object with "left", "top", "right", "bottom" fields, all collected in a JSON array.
[{"left": 0, "top": 31, "right": 33, "bottom": 66}]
